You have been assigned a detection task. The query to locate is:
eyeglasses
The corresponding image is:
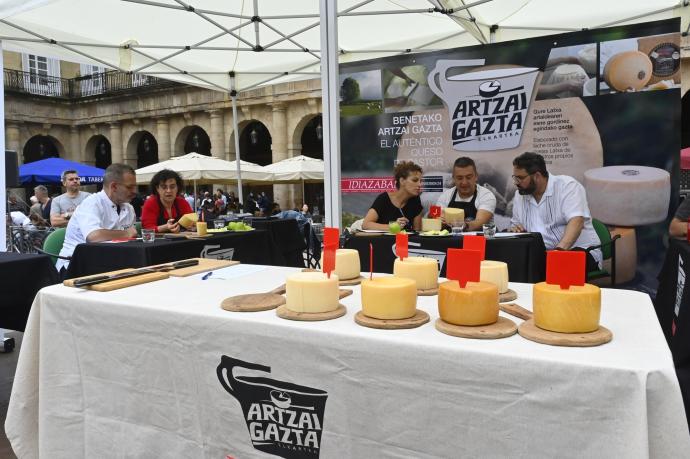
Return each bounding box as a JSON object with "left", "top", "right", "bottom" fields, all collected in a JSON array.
[
  {"left": 511, "top": 173, "right": 534, "bottom": 183},
  {"left": 157, "top": 184, "right": 178, "bottom": 191}
]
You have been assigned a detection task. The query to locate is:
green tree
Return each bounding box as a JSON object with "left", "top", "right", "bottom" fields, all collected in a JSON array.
[{"left": 340, "top": 77, "right": 360, "bottom": 103}]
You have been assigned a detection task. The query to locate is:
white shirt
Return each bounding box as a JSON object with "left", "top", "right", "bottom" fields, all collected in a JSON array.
[
  {"left": 510, "top": 175, "right": 602, "bottom": 267},
  {"left": 435, "top": 183, "right": 497, "bottom": 214},
  {"left": 10, "top": 211, "right": 30, "bottom": 227},
  {"left": 56, "top": 191, "right": 136, "bottom": 271}
]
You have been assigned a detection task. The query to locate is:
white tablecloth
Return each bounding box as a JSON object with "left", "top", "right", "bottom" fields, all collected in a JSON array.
[{"left": 5, "top": 264, "right": 690, "bottom": 458}]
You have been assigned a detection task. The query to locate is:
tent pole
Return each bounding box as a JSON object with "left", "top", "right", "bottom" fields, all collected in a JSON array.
[
  {"left": 194, "top": 180, "right": 197, "bottom": 211},
  {"left": 0, "top": 39, "right": 6, "bottom": 252},
  {"left": 320, "top": 0, "right": 341, "bottom": 228},
  {"left": 230, "top": 75, "right": 244, "bottom": 206}
]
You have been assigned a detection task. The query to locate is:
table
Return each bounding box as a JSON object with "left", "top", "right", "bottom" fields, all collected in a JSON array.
[
  {"left": 7, "top": 265, "right": 689, "bottom": 458},
  {"left": 66, "top": 230, "right": 274, "bottom": 278},
  {"left": 345, "top": 232, "right": 546, "bottom": 283},
  {"left": 0, "top": 252, "right": 58, "bottom": 331}
]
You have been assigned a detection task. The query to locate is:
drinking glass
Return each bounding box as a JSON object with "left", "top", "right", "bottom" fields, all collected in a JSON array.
[
  {"left": 141, "top": 228, "right": 155, "bottom": 243},
  {"left": 482, "top": 222, "right": 497, "bottom": 238},
  {"left": 451, "top": 224, "right": 464, "bottom": 236},
  {"left": 213, "top": 220, "right": 225, "bottom": 230}
]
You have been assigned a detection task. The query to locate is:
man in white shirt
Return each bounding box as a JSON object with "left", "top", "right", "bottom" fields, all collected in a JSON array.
[
  {"left": 509, "top": 152, "right": 602, "bottom": 270},
  {"left": 50, "top": 169, "right": 91, "bottom": 227},
  {"left": 56, "top": 163, "right": 138, "bottom": 272},
  {"left": 435, "top": 157, "right": 496, "bottom": 231}
]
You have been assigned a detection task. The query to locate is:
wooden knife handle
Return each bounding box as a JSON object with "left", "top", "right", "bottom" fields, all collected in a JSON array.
[{"left": 499, "top": 303, "right": 533, "bottom": 320}]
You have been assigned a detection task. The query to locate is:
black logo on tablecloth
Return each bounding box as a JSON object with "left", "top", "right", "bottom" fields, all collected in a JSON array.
[{"left": 217, "top": 355, "right": 328, "bottom": 458}]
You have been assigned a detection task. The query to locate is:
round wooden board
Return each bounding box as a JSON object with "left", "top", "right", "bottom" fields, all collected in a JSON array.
[
  {"left": 499, "top": 289, "right": 518, "bottom": 303},
  {"left": 518, "top": 319, "right": 613, "bottom": 347},
  {"left": 221, "top": 293, "right": 286, "bottom": 312},
  {"left": 418, "top": 286, "right": 439, "bottom": 296},
  {"left": 354, "top": 309, "right": 430, "bottom": 329},
  {"left": 339, "top": 276, "right": 364, "bottom": 286},
  {"left": 276, "top": 304, "right": 347, "bottom": 321},
  {"left": 435, "top": 317, "right": 517, "bottom": 339}
]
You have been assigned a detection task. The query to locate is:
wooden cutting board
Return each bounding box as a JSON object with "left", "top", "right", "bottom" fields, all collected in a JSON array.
[
  {"left": 354, "top": 309, "right": 429, "bottom": 329},
  {"left": 435, "top": 317, "right": 517, "bottom": 339},
  {"left": 518, "top": 319, "right": 613, "bottom": 347},
  {"left": 168, "top": 258, "right": 239, "bottom": 277},
  {"left": 64, "top": 269, "right": 169, "bottom": 292}
]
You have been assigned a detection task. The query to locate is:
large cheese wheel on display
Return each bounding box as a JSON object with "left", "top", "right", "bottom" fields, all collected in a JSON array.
[
  {"left": 178, "top": 212, "right": 198, "bottom": 228},
  {"left": 422, "top": 218, "right": 442, "bottom": 232},
  {"left": 584, "top": 166, "right": 670, "bottom": 226},
  {"left": 393, "top": 256, "right": 439, "bottom": 290},
  {"left": 532, "top": 282, "right": 601, "bottom": 333},
  {"left": 361, "top": 277, "right": 417, "bottom": 319},
  {"left": 609, "top": 226, "right": 637, "bottom": 284},
  {"left": 577, "top": 44, "right": 598, "bottom": 75},
  {"left": 546, "top": 64, "right": 588, "bottom": 97},
  {"left": 438, "top": 280, "right": 499, "bottom": 326},
  {"left": 480, "top": 260, "right": 509, "bottom": 294},
  {"left": 443, "top": 207, "right": 465, "bottom": 225},
  {"left": 285, "top": 271, "right": 340, "bottom": 313},
  {"left": 320, "top": 248, "right": 360, "bottom": 281},
  {"left": 603, "top": 51, "right": 652, "bottom": 91}
]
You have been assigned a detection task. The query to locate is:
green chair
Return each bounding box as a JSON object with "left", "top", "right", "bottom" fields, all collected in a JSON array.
[
  {"left": 35, "top": 227, "right": 68, "bottom": 265},
  {"left": 586, "top": 219, "right": 621, "bottom": 286},
  {"left": 134, "top": 222, "right": 142, "bottom": 237}
]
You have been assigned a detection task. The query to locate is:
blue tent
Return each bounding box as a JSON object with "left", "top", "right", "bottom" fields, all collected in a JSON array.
[{"left": 19, "top": 158, "right": 105, "bottom": 185}]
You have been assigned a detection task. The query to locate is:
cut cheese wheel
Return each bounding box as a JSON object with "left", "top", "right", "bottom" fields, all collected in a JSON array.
[
  {"left": 285, "top": 271, "right": 340, "bottom": 313},
  {"left": 603, "top": 51, "right": 652, "bottom": 91},
  {"left": 178, "top": 212, "right": 198, "bottom": 228},
  {"left": 577, "top": 44, "right": 598, "bottom": 75},
  {"left": 546, "top": 64, "right": 587, "bottom": 97},
  {"left": 320, "top": 248, "right": 360, "bottom": 281},
  {"left": 361, "top": 276, "right": 417, "bottom": 319},
  {"left": 532, "top": 282, "right": 601, "bottom": 333},
  {"left": 443, "top": 207, "right": 465, "bottom": 225},
  {"left": 393, "top": 256, "right": 439, "bottom": 290},
  {"left": 480, "top": 260, "right": 509, "bottom": 293},
  {"left": 422, "top": 218, "right": 442, "bottom": 232},
  {"left": 584, "top": 166, "right": 670, "bottom": 226},
  {"left": 438, "top": 280, "right": 499, "bottom": 326}
]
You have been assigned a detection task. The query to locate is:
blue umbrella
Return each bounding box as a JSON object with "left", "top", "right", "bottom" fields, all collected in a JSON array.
[{"left": 19, "top": 158, "right": 105, "bottom": 185}]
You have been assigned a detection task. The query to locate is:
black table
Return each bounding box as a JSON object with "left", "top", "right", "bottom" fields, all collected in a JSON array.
[
  {"left": 66, "top": 229, "right": 275, "bottom": 278},
  {"left": 247, "top": 218, "right": 306, "bottom": 267},
  {"left": 0, "top": 252, "right": 59, "bottom": 331},
  {"left": 344, "top": 233, "right": 546, "bottom": 283}
]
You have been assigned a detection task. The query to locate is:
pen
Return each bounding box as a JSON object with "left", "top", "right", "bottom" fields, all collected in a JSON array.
[{"left": 202, "top": 271, "right": 214, "bottom": 280}]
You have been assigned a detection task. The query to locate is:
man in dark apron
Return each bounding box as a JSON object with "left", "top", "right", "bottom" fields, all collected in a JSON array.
[{"left": 435, "top": 157, "right": 496, "bottom": 232}]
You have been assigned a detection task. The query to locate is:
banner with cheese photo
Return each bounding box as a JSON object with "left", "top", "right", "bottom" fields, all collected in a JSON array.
[{"left": 340, "top": 18, "right": 680, "bottom": 293}]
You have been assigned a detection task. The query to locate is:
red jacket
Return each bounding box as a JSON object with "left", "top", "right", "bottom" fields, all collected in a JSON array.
[{"left": 141, "top": 195, "right": 193, "bottom": 230}]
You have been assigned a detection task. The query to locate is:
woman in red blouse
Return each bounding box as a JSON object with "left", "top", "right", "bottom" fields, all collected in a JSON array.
[{"left": 140, "top": 169, "right": 194, "bottom": 232}]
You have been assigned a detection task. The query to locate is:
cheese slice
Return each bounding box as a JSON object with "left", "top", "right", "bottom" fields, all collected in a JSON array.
[
  {"left": 422, "top": 218, "right": 442, "bottom": 232},
  {"left": 178, "top": 212, "right": 198, "bottom": 228},
  {"left": 320, "top": 248, "right": 360, "bottom": 281},
  {"left": 361, "top": 276, "right": 417, "bottom": 319},
  {"left": 393, "top": 256, "right": 438, "bottom": 290},
  {"left": 286, "top": 271, "right": 340, "bottom": 313},
  {"left": 480, "top": 260, "right": 509, "bottom": 294},
  {"left": 532, "top": 282, "right": 601, "bottom": 333},
  {"left": 438, "top": 280, "right": 499, "bottom": 326},
  {"left": 443, "top": 207, "right": 465, "bottom": 225}
]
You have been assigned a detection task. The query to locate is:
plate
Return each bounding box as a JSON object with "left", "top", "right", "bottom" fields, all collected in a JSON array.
[
  {"left": 419, "top": 232, "right": 451, "bottom": 237},
  {"left": 228, "top": 228, "right": 255, "bottom": 232},
  {"left": 207, "top": 228, "right": 228, "bottom": 233}
]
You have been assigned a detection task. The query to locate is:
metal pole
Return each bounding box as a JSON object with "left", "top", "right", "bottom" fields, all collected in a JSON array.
[
  {"left": 230, "top": 78, "right": 244, "bottom": 206},
  {"left": 0, "top": 39, "right": 6, "bottom": 252},
  {"left": 319, "top": 0, "right": 341, "bottom": 228}
]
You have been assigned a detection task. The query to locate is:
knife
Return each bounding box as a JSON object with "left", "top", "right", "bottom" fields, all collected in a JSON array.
[{"left": 72, "top": 259, "right": 200, "bottom": 288}]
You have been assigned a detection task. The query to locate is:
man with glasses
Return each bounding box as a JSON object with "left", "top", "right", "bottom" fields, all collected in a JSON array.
[
  {"left": 50, "top": 169, "right": 91, "bottom": 227},
  {"left": 56, "top": 164, "right": 138, "bottom": 272},
  {"left": 509, "top": 152, "right": 601, "bottom": 271}
]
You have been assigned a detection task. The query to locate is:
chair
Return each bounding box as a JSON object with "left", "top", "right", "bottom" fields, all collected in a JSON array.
[
  {"left": 585, "top": 219, "right": 621, "bottom": 286},
  {"left": 134, "top": 222, "right": 142, "bottom": 236},
  {"left": 302, "top": 221, "right": 322, "bottom": 269},
  {"left": 34, "top": 227, "right": 69, "bottom": 265}
]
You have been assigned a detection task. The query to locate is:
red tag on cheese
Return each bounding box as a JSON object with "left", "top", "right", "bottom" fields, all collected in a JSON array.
[
  {"left": 322, "top": 227, "right": 339, "bottom": 278},
  {"left": 429, "top": 205, "right": 442, "bottom": 218},
  {"left": 546, "top": 250, "right": 585, "bottom": 289},
  {"left": 322, "top": 248, "right": 335, "bottom": 278},
  {"left": 446, "top": 248, "right": 481, "bottom": 288},
  {"left": 323, "top": 227, "right": 339, "bottom": 249},
  {"left": 396, "top": 233, "right": 408, "bottom": 260},
  {"left": 462, "top": 235, "right": 486, "bottom": 261}
]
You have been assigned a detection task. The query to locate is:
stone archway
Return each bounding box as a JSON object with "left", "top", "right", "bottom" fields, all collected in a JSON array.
[
  {"left": 239, "top": 120, "right": 273, "bottom": 207},
  {"left": 85, "top": 134, "right": 112, "bottom": 169},
  {"left": 298, "top": 114, "right": 324, "bottom": 213},
  {"left": 173, "top": 125, "right": 211, "bottom": 157},
  {"left": 23, "top": 135, "right": 63, "bottom": 163},
  {"left": 126, "top": 131, "right": 158, "bottom": 168}
]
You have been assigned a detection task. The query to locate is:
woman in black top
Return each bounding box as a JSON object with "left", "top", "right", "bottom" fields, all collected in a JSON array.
[{"left": 363, "top": 161, "right": 424, "bottom": 231}]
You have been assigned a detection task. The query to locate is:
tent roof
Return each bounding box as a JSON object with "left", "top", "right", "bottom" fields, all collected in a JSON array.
[
  {"left": 0, "top": 0, "right": 684, "bottom": 93},
  {"left": 19, "top": 157, "right": 105, "bottom": 184},
  {"left": 263, "top": 155, "right": 323, "bottom": 182},
  {"left": 134, "top": 152, "right": 271, "bottom": 184}
]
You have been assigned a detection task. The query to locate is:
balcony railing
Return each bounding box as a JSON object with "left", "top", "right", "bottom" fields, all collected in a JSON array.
[{"left": 3, "top": 68, "right": 180, "bottom": 99}]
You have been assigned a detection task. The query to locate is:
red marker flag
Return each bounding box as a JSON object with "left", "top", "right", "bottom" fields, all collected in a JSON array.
[
  {"left": 446, "top": 248, "right": 481, "bottom": 288},
  {"left": 462, "top": 234, "right": 486, "bottom": 261},
  {"left": 369, "top": 242, "right": 374, "bottom": 280},
  {"left": 546, "top": 250, "right": 586, "bottom": 289},
  {"left": 396, "top": 232, "right": 408, "bottom": 260},
  {"left": 429, "top": 205, "right": 442, "bottom": 218},
  {"left": 322, "top": 227, "right": 339, "bottom": 278}
]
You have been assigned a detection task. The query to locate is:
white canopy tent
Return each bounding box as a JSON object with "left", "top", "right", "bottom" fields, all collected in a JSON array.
[
  {"left": 0, "top": 0, "right": 686, "bottom": 240},
  {"left": 263, "top": 154, "right": 324, "bottom": 204}
]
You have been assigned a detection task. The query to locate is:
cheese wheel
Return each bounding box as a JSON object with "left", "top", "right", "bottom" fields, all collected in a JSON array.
[
  {"left": 361, "top": 276, "right": 417, "bottom": 319},
  {"left": 480, "top": 260, "right": 509, "bottom": 293},
  {"left": 443, "top": 207, "right": 465, "bottom": 225},
  {"left": 577, "top": 44, "right": 597, "bottom": 75},
  {"left": 438, "top": 280, "right": 499, "bottom": 326},
  {"left": 320, "top": 248, "right": 360, "bottom": 280},
  {"left": 195, "top": 222, "right": 207, "bottom": 236},
  {"left": 584, "top": 166, "right": 670, "bottom": 226},
  {"left": 393, "top": 256, "right": 438, "bottom": 290},
  {"left": 546, "top": 64, "right": 587, "bottom": 97},
  {"left": 285, "top": 271, "right": 340, "bottom": 313},
  {"left": 532, "top": 282, "right": 601, "bottom": 333},
  {"left": 603, "top": 51, "right": 652, "bottom": 91},
  {"left": 178, "top": 212, "right": 198, "bottom": 228},
  {"left": 422, "top": 218, "right": 442, "bottom": 232}
]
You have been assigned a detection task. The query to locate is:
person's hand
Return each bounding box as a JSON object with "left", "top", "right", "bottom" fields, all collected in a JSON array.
[
  {"left": 396, "top": 216, "right": 409, "bottom": 228},
  {"left": 126, "top": 226, "right": 138, "bottom": 238},
  {"left": 164, "top": 219, "right": 181, "bottom": 233},
  {"left": 509, "top": 224, "right": 525, "bottom": 233}
]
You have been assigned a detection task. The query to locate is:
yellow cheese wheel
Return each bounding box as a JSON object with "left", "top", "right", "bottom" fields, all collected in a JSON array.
[
  {"left": 443, "top": 207, "right": 465, "bottom": 225},
  {"left": 393, "top": 256, "right": 439, "bottom": 290},
  {"left": 422, "top": 218, "right": 442, "bottom": 232},
  {"left": 532, "top": 282, "right": 601, "bottom": 333},
  {"left": 178, "top": 212, "right": 198, "bottom": 228},
  {"left": 603, "top": 51, "right": 652, "bottom": 92},
  {"left": 286, "top": 271, "right": 340, "bottom": 313},
  {"left": 438, "top": 280, "right": 499, "bottom": 326},
  {"left": 361, "top": 276, "right": 417, "bottom": 319},
  {"left": 320, "top": 248, "right": 360, "bottom": 280},
  {"left": 480, "top": 260, "right": 509, "bottom": 294}
]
